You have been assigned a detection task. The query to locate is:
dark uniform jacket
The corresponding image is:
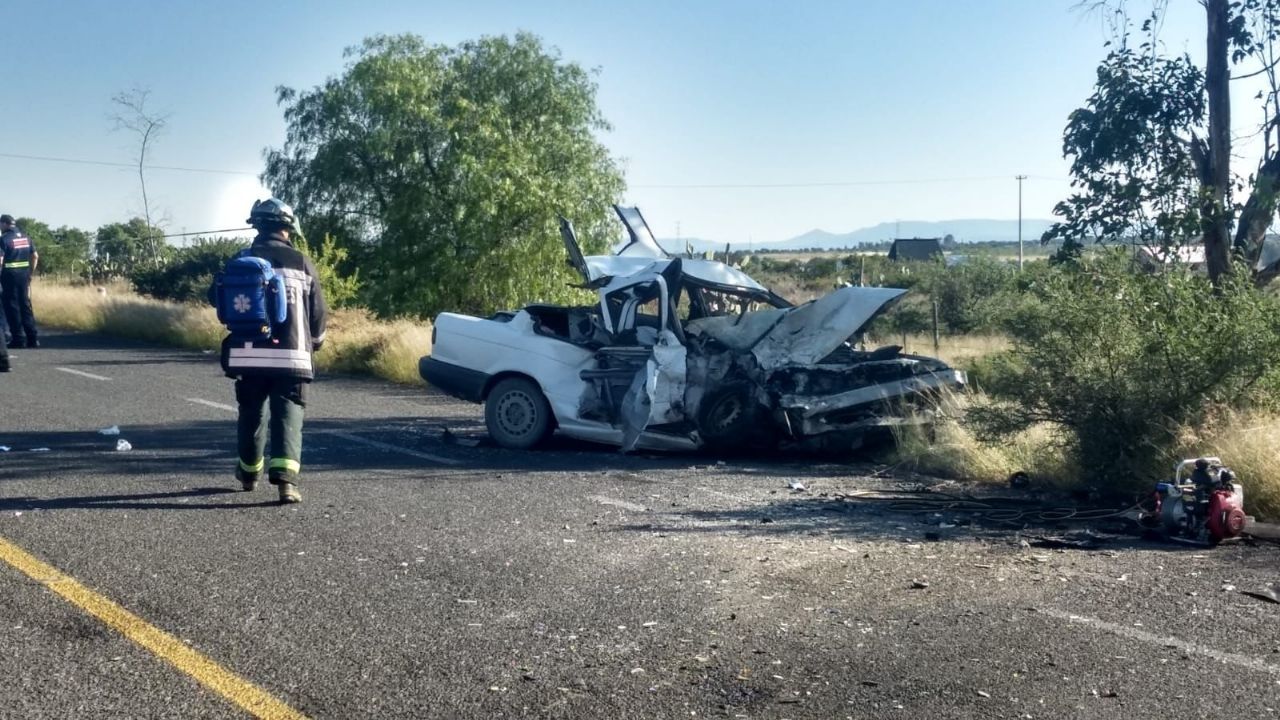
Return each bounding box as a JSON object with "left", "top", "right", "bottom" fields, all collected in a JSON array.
[
  {"left": 216, "top": 234, "right": 328, "bottom": 381},
  {"left": 0, "top": 227, "right": 35, "bottom": 272}
]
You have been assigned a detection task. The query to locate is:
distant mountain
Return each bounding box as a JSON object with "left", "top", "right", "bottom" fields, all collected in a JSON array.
[{"left": 661, "top": 219, "right": 1056, "bottom": 254}]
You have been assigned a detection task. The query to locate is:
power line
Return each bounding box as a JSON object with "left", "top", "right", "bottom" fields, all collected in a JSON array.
[
  {"left": 1, "top": 149, "right": 1074, "bottom": 188},
  {"left": 157, "top": 227, "right": 252, "bottom": 239},
  {"left": 0, "top": 151, "right": 257, "bottom": 176},
  {"left": 631, "top": 174, "right": 1070, "bottom": 189}
]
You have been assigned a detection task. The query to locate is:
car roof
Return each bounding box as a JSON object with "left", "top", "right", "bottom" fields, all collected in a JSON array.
[{"left": 584, "top": 255, "right": 768, "bottom": 292}]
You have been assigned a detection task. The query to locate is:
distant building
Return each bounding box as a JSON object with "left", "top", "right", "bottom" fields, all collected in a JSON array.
[
  {"left": 888, "top": 237, "right": 943, "bottom": 262},
  {"left": 1134, "top": 244, "right": 1206, "bottom": 272}
]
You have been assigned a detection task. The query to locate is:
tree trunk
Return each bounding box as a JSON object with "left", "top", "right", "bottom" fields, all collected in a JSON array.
[
  {"left": 1235, "top": 154, "right": 1280, "bottom": 284},
  {"left": 1203, "top": 0, "right": 1233, "bottom": 284}
]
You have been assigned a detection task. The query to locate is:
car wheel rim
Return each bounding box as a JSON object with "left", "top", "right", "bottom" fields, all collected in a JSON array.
[
  {"left": 707, "top": 396, "right": 743, "bottom": 432},
  {"left": 497, "top": 391, "right": 537, "bottom": 437}
]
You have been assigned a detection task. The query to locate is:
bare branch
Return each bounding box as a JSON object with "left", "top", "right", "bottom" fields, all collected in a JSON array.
[{"left": 109, "top": 87, "right": 171, "bottom": 267}]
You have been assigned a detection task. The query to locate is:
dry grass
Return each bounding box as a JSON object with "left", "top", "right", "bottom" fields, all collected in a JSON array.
[
  {"left": 315, "top": 308, "right": 431, "bottom": 385},
  {"left": 892, "top": 333, "right": 1010, "bottom": 367},
  {"left": 33, "top": 283, "right": 223, "bottom": 350},
  {"left": 892, "top": 389, "right": 1280, "bottom": 522},
  {"left": 32, "top": 282, "right": 430, "bottom": 386},
  {"left": 1176, "top": 410, "right": 1280, "bottom": 522},
  {"left": 890, "top": 388, "right": 1077, "bottom": 489}
]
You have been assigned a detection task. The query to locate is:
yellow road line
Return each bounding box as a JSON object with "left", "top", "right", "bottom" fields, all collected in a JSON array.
[{"left": 0, "top": 533, "right": 308, "bottom": 719}]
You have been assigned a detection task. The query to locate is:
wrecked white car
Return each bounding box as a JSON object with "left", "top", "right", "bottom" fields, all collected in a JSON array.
[{"left": 420, "top": 206, "right": 966, "bottom": 453}]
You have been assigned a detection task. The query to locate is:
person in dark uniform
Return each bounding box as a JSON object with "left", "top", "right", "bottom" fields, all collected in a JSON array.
[
  {"left": 0, "top": 214, "right": 39, "bottom": 349},
  {"left": 213, "top": 199, "right": 328, "bottom": 504}
]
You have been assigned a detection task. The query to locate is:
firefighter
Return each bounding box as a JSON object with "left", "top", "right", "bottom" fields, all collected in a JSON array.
[
  {"left": 216, "top": 199, "right": 328, "bottom": 504},
  {"left": 0, "top": 214, "right": 39, "bottom": 349}
]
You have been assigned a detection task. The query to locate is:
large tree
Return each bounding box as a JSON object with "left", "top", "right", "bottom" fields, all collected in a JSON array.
[
  {"left": 264, "top": 33, "right": 626, "bottom": 317},
  {"left": 18, "top": 218, "right": 93, "bottom": 277},
  {"left": 1047, "top": 0, "right": 1280, "bottom": 284},
  {"left": 95, "top": 217, "right": 166, "bottom": 275}
]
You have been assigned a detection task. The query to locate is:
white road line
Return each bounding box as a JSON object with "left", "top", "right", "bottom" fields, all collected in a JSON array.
[
  {"left": 319, "top": 430, "right": 462, "bottom": 466},
  {"left": 55, "top": 367, "right": 111, "bottom": 381},
  {"left": 186, "top": 398, "right": 236, "bottom": 412},
  {"left": 1039, "top": 607, "right": 1280, "bottom": 677},
  {"left": 589, "top": 495, "right": 648, "bottom": 512}
]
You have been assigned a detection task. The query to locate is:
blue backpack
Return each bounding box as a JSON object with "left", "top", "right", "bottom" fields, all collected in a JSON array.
[{"left": 213, "top": 252, "right": 288, "bottom": 341}]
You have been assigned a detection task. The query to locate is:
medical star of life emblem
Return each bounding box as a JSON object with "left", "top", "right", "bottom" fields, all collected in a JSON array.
[{"left": 233, "top": 294, "right": 252, "bottom": 314}]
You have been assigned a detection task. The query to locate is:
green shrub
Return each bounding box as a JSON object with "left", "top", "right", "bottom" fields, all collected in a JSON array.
[
  {"left": 968, "top": 251, "right": 1280, "bottom": 491},
  {"left": 913, "top": 257, "right": 1024, "bottom": 334},
  {"left": 295, "top": 233, "right": 362, "bottom": 308},
  {"left": 130, "top": 237, "right": 248, "bottom": 303}
]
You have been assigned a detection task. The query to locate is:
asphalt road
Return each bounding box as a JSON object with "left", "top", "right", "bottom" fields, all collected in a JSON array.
[{"left": 1, "top": 331, "right": 1278, "bottom": 719}]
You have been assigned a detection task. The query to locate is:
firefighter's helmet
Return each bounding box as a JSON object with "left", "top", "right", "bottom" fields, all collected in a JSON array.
[{"left": 246, "top": 198, "right": 297, "bottom": 232}]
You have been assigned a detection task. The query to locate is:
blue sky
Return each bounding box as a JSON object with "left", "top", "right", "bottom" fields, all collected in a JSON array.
[{"left": 1, "top": 0, "right": 1213, "bottom": 244}]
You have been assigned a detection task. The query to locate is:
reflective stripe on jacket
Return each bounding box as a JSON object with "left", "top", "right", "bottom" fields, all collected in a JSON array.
[{"left": 1, "top": 228, "right": 34, "bottom": 271}]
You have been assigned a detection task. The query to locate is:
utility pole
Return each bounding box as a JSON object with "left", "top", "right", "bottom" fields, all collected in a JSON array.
[{"left": 1016, "top": 174, "right": 1027, "bottom": 270}]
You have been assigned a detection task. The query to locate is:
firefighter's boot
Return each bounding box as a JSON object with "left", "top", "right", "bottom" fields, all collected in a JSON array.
[
  {"left": 236, "top": 467, "right": 260, "bottom": 492},
  {"left": 278, "top": 481, "right": 301, "bottom": 504}
]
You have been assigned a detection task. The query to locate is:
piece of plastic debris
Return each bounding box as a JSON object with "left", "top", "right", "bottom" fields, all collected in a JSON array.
[
  {"left": 98, "top": 426, "right": 121, "bottom": 436},
  {"left": 911, "top": 580, "right": 930, "bottom": 589},
  {"left": 115, "top": 439, "right": 132, "bottom": 452},
  {"left": 0, "top": 446, "right": 9, "bottom": 452},
  {"left": 977, "top": 690, "right": 991, "bottom": 698},
  {"left": 29, "top": 448, "right": 50, "bottom": 453},
  {"left": 787, "top": 480, "right": 806, "bottom": 491}
]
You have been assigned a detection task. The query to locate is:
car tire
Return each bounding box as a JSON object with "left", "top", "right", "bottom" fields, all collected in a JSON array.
[
  {"left": 485, "top": 377, "right": 554, "bottom": 450},
  {"left": 696, "top": 383, "right": 762, "bottom": 451}
]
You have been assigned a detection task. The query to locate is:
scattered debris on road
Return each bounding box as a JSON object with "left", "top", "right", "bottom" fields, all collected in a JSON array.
[
  {"left": 115, "top": 439, "right": 132, "bottom": 452},
  {"left": 98, "top": 425, "right": 121, "bottom": 435},
  {"left": 1029, "top": 533, "right": 1106, "bottom": 551}
]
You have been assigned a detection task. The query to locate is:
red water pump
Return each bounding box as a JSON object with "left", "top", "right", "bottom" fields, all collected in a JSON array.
[{"left": 1147, "top": 457, "right": 1249, "bottom": 545}]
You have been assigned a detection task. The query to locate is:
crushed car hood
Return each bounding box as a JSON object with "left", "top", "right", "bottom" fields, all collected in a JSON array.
[{"left": 686, "top": 286, "right": 907, "bottom": 370}]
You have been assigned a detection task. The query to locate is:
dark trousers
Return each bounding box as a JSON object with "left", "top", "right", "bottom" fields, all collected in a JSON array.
[
  {"left": 1, "top": 271, "right": 37, "bottom": 345},
  {"left": 235, "top": 376, "right": 307, "bottom": 484}
]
